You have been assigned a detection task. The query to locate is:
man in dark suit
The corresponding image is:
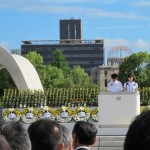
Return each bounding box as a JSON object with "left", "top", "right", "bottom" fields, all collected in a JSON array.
[{"left": 72, "top": 121, "right": 98, "bottom": 150}]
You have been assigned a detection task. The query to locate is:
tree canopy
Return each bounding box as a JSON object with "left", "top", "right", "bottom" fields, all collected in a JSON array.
[
  {"left": 118, "top": 51, "right": 150, "bottom": 87},
  {"left": 51, "top": 49, "right": 70, "bottom": 77},
  {"left": 44, "top": 65, "right": 64, "bottom": 88},
  {"left": 24, "top": 51, "right": 46, "bottom": 85},
  {"left": 24, "top": 50, "right": 91, "bottom": 88},
  {"left": 71, "top": 66, "right": 91, "bottom": 86},
  {"left": 24, "top": 51, "right": 43, "bottom": 67}
]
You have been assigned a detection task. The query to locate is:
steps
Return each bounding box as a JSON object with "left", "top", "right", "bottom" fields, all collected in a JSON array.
[{"left": 91, "top": 136, "right": 125, "bottom": 150}]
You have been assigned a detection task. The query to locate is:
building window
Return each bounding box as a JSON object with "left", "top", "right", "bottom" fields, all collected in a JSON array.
[
  {"left": 105, "top": 70, "right": 107, "bottom": 75},
  {"left": 105, "top": 79, "right": 107, "bottom": 87},
  {"left": 95, "top": 71, "right": 98, "bottom": 76}
]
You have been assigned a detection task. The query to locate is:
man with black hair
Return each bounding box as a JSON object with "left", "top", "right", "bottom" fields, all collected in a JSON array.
[
  {"left": 72, "top": 121, "right": 98, "bottom": 150},
  {"left": 28, "top": 118, "right": 64, "bottom": 150},
  {"left": 107, "top": 73, "right": 123, "bottom": 92},
  {"left": 124, "top": 110, "right": 150, "bottom": 150}
]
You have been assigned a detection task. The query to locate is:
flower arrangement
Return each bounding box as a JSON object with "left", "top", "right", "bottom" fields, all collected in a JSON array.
[
  {"left": 38, "top": 106, "right": 55, "bottom": 120},
  {"left": 2, "top": 108, "right": 22, "bottom": 121},
  {"left": 55, "top": 106, "right": 73, "bottom": 123},
  {"left": 2, "top": 106, "right": 99, "bottom": 123},
  {"left": 21, "top": 107, "right": 38, "bottom": 124},
  {"left": 91, "top": 107, "right": 98, "bottom": 122},
  {"left": 73, "top": 106, "right": 91, "bottom": 121}
]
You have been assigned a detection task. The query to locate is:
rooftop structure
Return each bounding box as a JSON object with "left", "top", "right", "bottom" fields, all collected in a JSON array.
[{"left": 60, "top": 19, "right": 82, "bottom": 40}]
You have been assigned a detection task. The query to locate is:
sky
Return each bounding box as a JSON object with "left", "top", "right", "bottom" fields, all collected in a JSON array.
[{"left": 0, "top": 0, "right": 150, "bottom": 59}]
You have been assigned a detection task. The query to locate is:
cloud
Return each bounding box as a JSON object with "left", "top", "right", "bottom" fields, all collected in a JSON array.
[
  {"left": 97, "top": 38, "right": 149, "bottom": 65},
  {"left": 102, "top": 38, "right": 130, "bottom": 52},
  {"left": 86, "top": 8, "right": 150, "bottom": 20},
  {"left": 95, "top": 25, "right": 144, "bottom": 30},
  {"left": 0, "top": 1, "right": 149, "bottom": 20},
  {"left": 99, "top": 38, "right": 150, "bottom": 55},
  {"left": 134, "top": 39, "right": 150, "bottom": 50},
  {"left": 36, "top": 0, "right": 118, "bottom": 4},
  {"left": 131, "top": 1, "right": 150, "bottom": 7},
  {"left": 0, "top": 0, "right": 118, "bottom": 7},
  {"left": 19, "top": 5, "right": 150, "bottom": 20}
]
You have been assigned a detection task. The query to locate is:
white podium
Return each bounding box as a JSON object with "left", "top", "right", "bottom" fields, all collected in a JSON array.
[{"left": 98, "top": 91, "right": 140, "bottom": 128}]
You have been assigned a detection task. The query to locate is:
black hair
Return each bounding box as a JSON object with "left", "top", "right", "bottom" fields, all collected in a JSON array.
[
  {"left": 111, "top": 73, "right": 118, "bottom": 79},
  {"left": 28, "top": 118, "right": 63, "bottom": 150},
  {"left": 72, "top": 121, "right": 97, "bottom": 145},
  {"left": 128, "top": 73, "right": 135, "bottom": 81},
  {"left": 124, "top": 110, "right": 150, "bottom": 150}
]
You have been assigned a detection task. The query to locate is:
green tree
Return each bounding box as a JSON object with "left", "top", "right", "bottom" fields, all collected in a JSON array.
[
  {"left": 70, "top": 65, "right": 90, "bottom": 86},
  {"left": 118, "top": 51, "right": 150, "bottom": 87},
  {"left": 24, "top": 51, "right": 43, "bottom": 67},
  {"left": 0, "top": 68, "right": 16, "bottom": 89},
  {"left": 24, "top": 51, "right": 46, "bottom": 85},
  {"left": 58, "top": 77, "right": 74, "bottom": 88},
  {"left": 44, "top": 65, "right": 64, "bottom": 88},
  {"left": 51, "top": 49, "right": 70, "bottom": 77}
]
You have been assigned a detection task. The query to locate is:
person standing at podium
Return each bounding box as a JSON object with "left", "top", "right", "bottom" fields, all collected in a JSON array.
[
  {"left": 107, "top": 73, "right": 123, "bottom": 92},
  {"left": 124, "top": 73, "right": 138, "bottom": 92}
]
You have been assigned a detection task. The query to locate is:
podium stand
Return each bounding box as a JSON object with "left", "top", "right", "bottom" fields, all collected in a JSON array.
[{"left": 98, "top": 91, "right": 140, "bottom": 129}]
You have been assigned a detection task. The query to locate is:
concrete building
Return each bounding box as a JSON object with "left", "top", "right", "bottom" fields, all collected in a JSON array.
[
  {"left": 91, "top": 65, "right": 119, "bottom": 89},
  {"left": 91, "top": 46, "right": 133, "bottom": 89},
  {"left": 60, "top": 19, "right": 82, "bottom": 40},
  {"left": 21, "top": 39, "right": 104, "bottom": 75},
  {"left": 21, "top": 18, "right": 104, "bottom": 75}
]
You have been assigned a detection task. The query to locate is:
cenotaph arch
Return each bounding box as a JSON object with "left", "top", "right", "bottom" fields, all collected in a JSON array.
[{"left": 0, "top": 46, "right": 43, "bottom": 90}]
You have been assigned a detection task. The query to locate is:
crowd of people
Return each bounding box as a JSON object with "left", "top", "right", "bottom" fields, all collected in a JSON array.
[
  {"left": 0, "top": 119, "right": 98, "bottom": 150},
  {"left": 0, "top": 110, "right": 150, "bottom": 150},
  {"left": 107, "top": 73, "right": 138, "bottom": 92}
]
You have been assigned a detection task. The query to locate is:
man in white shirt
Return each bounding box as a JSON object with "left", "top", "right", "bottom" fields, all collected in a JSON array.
[{"left": 107, "top": 73, "right": 123, "bottom": 92}]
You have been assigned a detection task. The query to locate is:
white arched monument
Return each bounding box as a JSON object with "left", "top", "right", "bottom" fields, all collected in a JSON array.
[{"left": 0, "top": 46, "right": 43, "bottom": 90}]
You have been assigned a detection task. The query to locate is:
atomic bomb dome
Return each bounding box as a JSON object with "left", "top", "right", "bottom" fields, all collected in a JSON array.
[{"left": 107, "top": 46, "right": 133, "bottom": 66}]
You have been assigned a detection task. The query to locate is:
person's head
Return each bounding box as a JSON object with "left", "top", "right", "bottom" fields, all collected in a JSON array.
[
  {"left": 0, "top": 121, "right": 31, "bottom": 150},
  {"left": 111, "top": 73, "right": 118, "bottom": 82},
  {"left": 28, "top": 118, "right": 63, "bottom": 150},
  {"left": 72, "top": 121, "right": 98, "bottom": 149},
  {"left": 0, "top": 135, "right": 12, "bottom": 150},
  {"left": 60, "top": 124, "right": 72, "bottom": 150},
  {"left": 127, "top": 73, "right": 135, "bottom": 82},
  {"left": 124, "top": 110, "right": 150, "bottom": 150}
]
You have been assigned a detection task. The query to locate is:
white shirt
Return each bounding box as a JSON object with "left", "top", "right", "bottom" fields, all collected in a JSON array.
[
  {"left": 107, "top": 80, "right": 123, "bottom": 92},
  {"left": 124, "top": 81, "right": 138, "bottom": 92}
]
